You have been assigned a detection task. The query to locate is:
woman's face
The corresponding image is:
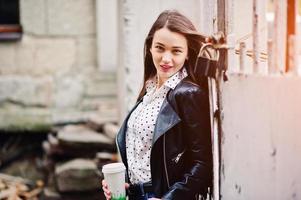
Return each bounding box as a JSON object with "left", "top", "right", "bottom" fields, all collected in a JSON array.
[{"left": 150, "top": 27, "right": 188, "bottom": 85}]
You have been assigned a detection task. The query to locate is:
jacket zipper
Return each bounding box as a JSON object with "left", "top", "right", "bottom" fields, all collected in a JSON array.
[
  {"left": 115, "top": 137, "right": 120, "bottom": 159},
  {"left": 163, "top": 134, "right": 170, "bottom": 188},
  {"left": 172, "top": 150, "right": 185, "bottom": 163}
]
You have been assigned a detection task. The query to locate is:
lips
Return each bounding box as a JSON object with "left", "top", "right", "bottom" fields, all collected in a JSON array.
[{"left": 160, "top": 64, "right": 172, "bottom": 72}]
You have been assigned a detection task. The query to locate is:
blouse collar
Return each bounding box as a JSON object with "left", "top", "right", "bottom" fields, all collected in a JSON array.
[{"left": 145, "top": 67, "right": 188, "bottom": 93}]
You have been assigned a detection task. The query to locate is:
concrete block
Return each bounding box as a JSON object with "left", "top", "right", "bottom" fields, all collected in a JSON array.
[
  {"left": 0, "top": 104, "right": 51, "bottom": 131},
  {"left": 87, "top": 112, "right": 118, "bottom": 127},
  {"left": 1, "top": 35, "right": 76, "bottom": 76},
  {"left": 80, "top": 97, "right": 118, "bottom": 122},
  {"left": 20, "top": 0, "right": 47, "bottom": 34},
  {"left": 92, "top": 71, "right": 116, "bottom": 82},
  {"left": 85, "top": 81, "right": 116, "bottom": 98},
  {"left": 15, "top": 36, "right": 35, "bottom": 73},
  {"left": 57, "top": 125, "right": 113, "bottom": 146},
  {"left": 51, "top": 110, "right": 118, "bottom": 126},
  {"left": 48, "top": 0, "right": 96, "bottom": 36},
  {"left": 34, "top": 37, "right": 76, "bottom": 75},
  {"left": 96, "top": 99, "right": 118, "bottom": 118},
  {"left": 0, "top": 75, "right": 53, "bottom": 107},
  {"left": 103, "top": 123, "right": 119, "bottom": 140},
  {"left": 55, "top": 159, "right": 99, "bottom": 192},
  {"left": 76, "top": 37, "right": 97, "bottom": 66},
  {"left": 53, "top": 75, "right": 84, "bottom": 108},
  {"left": 0, "top": 44, "right": 16, "bottom": 71},
  {"left": 80, "top": 97, "right": 117, "bottom": 111},
  {"left": 51, "top": 110, "right": 91, "bottom": 125}
]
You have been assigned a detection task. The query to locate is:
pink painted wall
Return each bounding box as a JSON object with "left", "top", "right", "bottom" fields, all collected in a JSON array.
[{"left": 220, "top": 75, "right": 301, "bottom": 199}]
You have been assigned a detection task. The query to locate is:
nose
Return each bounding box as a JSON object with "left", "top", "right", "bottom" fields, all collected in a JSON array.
[{"left": 162, "top": 52, "right": 172, "bottom": 63}]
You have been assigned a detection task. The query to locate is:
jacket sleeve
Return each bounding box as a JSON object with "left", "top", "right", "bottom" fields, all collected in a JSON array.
[{"left": 162, "top": 86, "right": 213, "bottom": 200}]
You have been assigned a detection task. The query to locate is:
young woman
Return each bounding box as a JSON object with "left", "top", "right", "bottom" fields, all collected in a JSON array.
[{"left": 102, "top": 10, "right": 213, "bottom": 200}]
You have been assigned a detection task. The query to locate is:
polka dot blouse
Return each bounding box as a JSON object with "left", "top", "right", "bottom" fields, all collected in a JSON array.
[{"left": 126, "top": 68, "right": 188, "bottom": 184}]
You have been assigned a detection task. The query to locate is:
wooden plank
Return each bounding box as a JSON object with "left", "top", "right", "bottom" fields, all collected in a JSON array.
[
  {"left": 239, "top": 42, "right": 247, "bottom": 73},
  {"left": 272, "top": 0, "right": 287, "bottom": 73},
  {"left": 286, "top": 0, "right": 297, "bottom": 72},
  {"left": 217, "top": 0, "right": 226, "bottom": 34},
  {"left": 253, "top": 0, "right": 269, "bottom": 74},
  {"left": 267, "top": 39, "right": 274, "bottom": 73},
  {"left": 253, "top": 0, "right": 260, "bottom": 74},
  {"left": 199, "top": 0, "right": 218, "bottom": 35},
  {"left": 227, "top": 34, "right": 236, "bottom": 73},
  {"left": 288, "top": 35, "right": 298, "bottom": 74},
  {"left": 208, "top": 78, "right": 220, "bottom": 200},
  {"left": 217, "top": 0, "right": 235, "bottom": 199}
]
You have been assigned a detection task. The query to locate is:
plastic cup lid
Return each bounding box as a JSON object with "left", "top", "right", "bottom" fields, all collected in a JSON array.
[{"left": 102, "top": 162, "right": 126, "bottom": 174}]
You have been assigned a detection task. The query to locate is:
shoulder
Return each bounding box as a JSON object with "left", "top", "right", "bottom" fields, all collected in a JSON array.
[
  {"left": 166, "top": 77, "right": 209, "bottom": 112},
  {"left": 171, "top": 77, "right": 207, "bottom": 99},
  {"left": 168, "top": 77, "right": 210, "bottom": 120}
]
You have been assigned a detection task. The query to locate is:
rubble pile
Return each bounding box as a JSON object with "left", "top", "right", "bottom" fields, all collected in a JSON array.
[
  {"left": 40, "top": 121, "right": 120, "bottom": 200},
  {"left": 0, "top": 173, "right": 44, "bottom": 200},
  {"left": 0, "top": 117, "right": 120, "bottom": 200}
]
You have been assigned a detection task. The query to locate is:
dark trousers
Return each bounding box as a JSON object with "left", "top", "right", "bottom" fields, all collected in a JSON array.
[{"left": 128, "top": 182, "right": 155, "bottom": 200}]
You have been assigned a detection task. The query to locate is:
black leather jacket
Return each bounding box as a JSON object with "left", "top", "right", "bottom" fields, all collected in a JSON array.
[{"left": 116, "top": 77, "right": 212, "bottom": 200}]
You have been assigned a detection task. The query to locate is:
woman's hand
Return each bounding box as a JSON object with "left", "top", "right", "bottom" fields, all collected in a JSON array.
[
  {"left": 102, "top": 179, "right": 111, "bottom": 200},
  {"left": 101, "top": 179, "right": 129, "bottom": 200},
  {"left": 148, "top": 198, "right": 161, "bottom": 200}
]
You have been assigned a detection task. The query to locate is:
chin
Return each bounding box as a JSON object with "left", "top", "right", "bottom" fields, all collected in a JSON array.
[{"left": 160, "top": 73, "right": 172, "bottom": 79}]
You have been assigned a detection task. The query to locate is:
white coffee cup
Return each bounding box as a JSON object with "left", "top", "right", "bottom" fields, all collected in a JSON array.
[{"left": 102, "top": 162, "right": 126, "bottom": 200}]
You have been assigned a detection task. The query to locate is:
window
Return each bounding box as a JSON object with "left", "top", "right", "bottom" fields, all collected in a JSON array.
[{"left": 0, "top": 0, "right": 22, "bottom": 41}]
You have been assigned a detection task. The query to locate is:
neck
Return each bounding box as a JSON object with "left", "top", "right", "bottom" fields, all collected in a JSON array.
[{"left": 156, "top": 76, "right": 166, "bottom": 89}]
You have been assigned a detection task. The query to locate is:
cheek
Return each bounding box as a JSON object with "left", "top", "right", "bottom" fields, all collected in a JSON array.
[
  {"left": 175, "top": 55, "right": 187, "bottom": 65},
  {"left": 151, "top": 52, "right": 161, "bottom": 64}
]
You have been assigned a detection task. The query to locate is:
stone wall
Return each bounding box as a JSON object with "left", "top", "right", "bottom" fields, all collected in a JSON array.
[{"left": 0, "top": 0, "right": 117, "bottom": 131}]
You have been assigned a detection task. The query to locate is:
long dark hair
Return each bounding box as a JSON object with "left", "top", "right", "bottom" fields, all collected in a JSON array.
[{"left": 137, "top": 10, "right": 208, "bottom": 100}]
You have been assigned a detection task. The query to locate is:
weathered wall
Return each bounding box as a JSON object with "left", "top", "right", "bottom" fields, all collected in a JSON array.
[
  {"left": 0, "top": 0, "right": 117, "bottom": 131},
  {"left": 220, "top": 75, "right": 301, "bottom": 199}
]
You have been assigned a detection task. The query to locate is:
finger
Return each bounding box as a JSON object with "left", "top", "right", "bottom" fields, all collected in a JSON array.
[
  {"left": 103, "top": 188, "right": 111, "bottom": 197},
  {"left": 102, "top": 179, "right": 108, "bottom": 188},
  {"left": 102, "top": 186, "right": 110, "bottom": 194},
  {"left": 102, "top": 183, "right": 110, "bottom": 192},
  {"left": 104, "top": 192, "right": 111, "bottom": 200},
  {"left": 125, "top": 183, "right": 130, "bottom": 189}
]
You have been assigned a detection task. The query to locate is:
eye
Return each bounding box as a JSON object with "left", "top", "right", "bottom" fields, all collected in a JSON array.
[
  {"left": 173, "top": 49, "right": 183, "bottom": 54},
  {"left": 154, "top": 45, "right": 164, "bottom": 51}
]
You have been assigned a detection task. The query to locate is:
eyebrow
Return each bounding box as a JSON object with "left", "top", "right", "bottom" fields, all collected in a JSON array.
[{"left": 155, "top": 42, "right": 184, "bottom": 49}]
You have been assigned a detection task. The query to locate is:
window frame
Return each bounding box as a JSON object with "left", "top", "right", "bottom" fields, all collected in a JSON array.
[{"left": 0, "top": 0, "right": 22, "bottom": 41}]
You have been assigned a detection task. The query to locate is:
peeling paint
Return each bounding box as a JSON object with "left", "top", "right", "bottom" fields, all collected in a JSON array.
[
  {"left": 221, "top": 75, "right": 301, "bottom": 199},
  {"left": 292, "top": 193, "right": 297, "bottom": 199},
  {"left": 235, "top": 184, "right": 242, "bottom": 194},
  {"left": 270, "top": 147, "right": 277, "bottom": 157},
  {"left": 221, "top": 160, "right": 225, "bottom": 179}
]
